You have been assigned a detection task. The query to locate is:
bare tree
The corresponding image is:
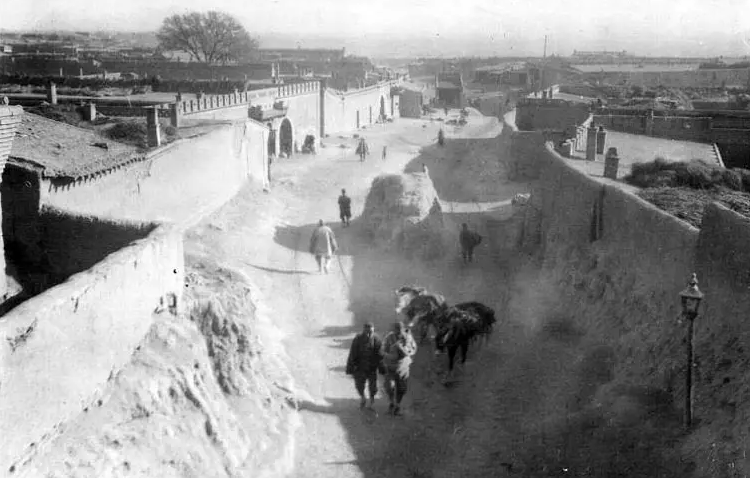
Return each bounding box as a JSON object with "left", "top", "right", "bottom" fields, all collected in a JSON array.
[{"left": 156, "top": 11, "right": 259, "bottom": 65}]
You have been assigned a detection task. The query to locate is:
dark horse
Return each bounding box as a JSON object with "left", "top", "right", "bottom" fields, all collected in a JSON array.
[
  {"left": 454, "top": 301, "right": 496, "bottom": 348},
  {"left": 434, "top": 307, "right": 482, "bottom": 382}
]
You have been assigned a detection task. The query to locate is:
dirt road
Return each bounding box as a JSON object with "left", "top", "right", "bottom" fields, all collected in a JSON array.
[{"left": 181, "top": 111, "right": 542, "bottom": 477}]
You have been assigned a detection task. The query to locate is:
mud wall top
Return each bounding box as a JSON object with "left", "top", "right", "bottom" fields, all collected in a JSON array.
[
  {"left": 41, "top": 120, "right": 269, "bottom": 223},
  {"left": 0, "top": 223, "right": 184, "bottom": 472},
  {"left": 516, "top": 119, "right": 750, "bottom": 474},
  {"left": 177, "top": 81, "right": 320, "bottom": 116},
  {"left": 515, "top": 98, "right": 591, "bottom": 132}
]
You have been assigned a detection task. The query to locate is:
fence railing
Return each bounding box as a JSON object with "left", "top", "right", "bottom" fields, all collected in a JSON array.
[{"left": 177, "top": 81, "right": 322, "bottom": 115}]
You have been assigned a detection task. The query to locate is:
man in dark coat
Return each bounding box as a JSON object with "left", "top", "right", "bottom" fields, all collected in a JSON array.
[
  {"left": 338, "top": 189, "right": 352, "bottom": 227},
  {"left": 459, "top": 222, "right": 482, "bottom": 264},
  {"left": 346, "top": 322, "right": 383, "bottom": 409}
]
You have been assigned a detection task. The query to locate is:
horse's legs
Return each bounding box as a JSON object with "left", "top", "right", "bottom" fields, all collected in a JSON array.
[
  {"left": 460, "top": 341, "right": 469, "bottom": 366},
  {"left": 420, "top": 322, "right": 429, "bottom": 345},
  {"left": 445, "top": 346, "right": 457, "bottom": 381}
]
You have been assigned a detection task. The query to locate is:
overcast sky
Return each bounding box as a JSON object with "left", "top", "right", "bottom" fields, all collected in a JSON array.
[{"left": 4, "top": 0, "right": 750, "bottom": 57}]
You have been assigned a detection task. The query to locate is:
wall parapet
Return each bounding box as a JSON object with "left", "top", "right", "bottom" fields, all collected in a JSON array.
[
  {"left": 276, "top": 81, "right": 320, "bottom": 98},
  {"left": 328, "top": 79, "right": 400, "bottom": 99},
  {"left": 0, "top": 223, "right": 184, "bottom": 471}
]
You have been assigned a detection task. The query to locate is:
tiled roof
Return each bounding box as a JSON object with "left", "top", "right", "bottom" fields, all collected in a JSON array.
[{"left": 9, "top": 113, "right": 144, "bottom": 179}]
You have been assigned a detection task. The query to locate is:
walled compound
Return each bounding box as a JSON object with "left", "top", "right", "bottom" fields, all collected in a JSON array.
[
  {"left": 504, "top": 100, "right": 750, "bottom": 475},
  {"left": 0, "top": 76, "right": 403, "bottom": 471}
]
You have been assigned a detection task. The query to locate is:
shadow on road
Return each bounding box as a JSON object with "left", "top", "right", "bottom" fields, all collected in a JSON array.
[
  {"left": 401, "top": 137, "right": 520, "bottom": 203},
  {"left": 321, "top": 131, "right": 692, "bottom": 477},
  {"left": 273, "top": 220, "right": 367, "bottom": 258},
  {"left": 316, "top": 325, "right": 359, "bottom": 338},
  {"left": 244, "top": 263, "right": 315, "bottom": 276}
]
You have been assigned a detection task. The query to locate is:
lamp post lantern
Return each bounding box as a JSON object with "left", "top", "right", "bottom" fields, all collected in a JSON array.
[{"left": 680, "top": 272, "right": 704, "bottom": 429}]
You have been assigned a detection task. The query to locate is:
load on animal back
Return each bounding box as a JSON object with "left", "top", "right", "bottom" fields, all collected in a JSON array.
[{"left": 394, "top": 284, "right": 498, "bottom": 382}]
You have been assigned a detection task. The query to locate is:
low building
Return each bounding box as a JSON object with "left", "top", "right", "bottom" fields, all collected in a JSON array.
[
  {"left": 435, "top": 72, "right": 465, "bottom": 108},
  {"left": 4, "top": 113, "right": 146, "bottom": 295},
  {"left": 395, "top": 85, "right": 426, "bottom": 118}
]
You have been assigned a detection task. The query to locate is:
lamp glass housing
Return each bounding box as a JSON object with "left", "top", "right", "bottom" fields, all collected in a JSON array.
[
  {"left": 679, "top": 274, "right": 704, "bottom": 316},
  {"left": 681, "top": 296, "right": 701, "bottom": 315}
]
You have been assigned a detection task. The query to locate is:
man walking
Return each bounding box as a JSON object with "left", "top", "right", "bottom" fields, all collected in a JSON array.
[
  {"left": 382, "top": 145, "right": 387, "bottom": 161},
  {"left": 356, "top": 138, "right": 370, "bottom": 162},
  {"left": 459, "top": 222, "right": 482, "bottom": 264},
  {"left": 346, "top": 322, "right": 383, "bottom": 410},
  {"left": 381, "top": 322, "right": 417, "bottom": 416},
  {"left": 309, "top": 219, "right": 338, "bottom": 274},
  {"left": 338, "top": 189, "right": 352, "bottom": 227}
]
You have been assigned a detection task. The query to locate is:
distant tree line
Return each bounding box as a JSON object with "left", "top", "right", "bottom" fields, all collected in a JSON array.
[{"left": 698, "top": 61, "right": 750, "bottom": 70}]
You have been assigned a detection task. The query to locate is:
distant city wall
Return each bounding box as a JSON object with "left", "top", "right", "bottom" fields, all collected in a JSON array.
[
  {"left": 582, "top": 67, "right": 750, "bottom": 88},
  {"left": 0, "top": 57, "right": 275, "bottom": 82}
]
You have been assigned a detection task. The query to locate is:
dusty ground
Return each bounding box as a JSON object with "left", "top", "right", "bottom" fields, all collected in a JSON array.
[
  {"left": 12, "top": 103, "right": 699, "bottom": 477},
  {"left": 180, "top": 110, "right": 529, "bottom": 478},
  {"left": 12, "top": 110, "right": 523, "bottom": 478}
]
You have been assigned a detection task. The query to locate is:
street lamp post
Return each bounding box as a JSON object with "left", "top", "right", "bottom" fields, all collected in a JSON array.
[{"left": 680, "top": 273, "right": 704, "bottom": 429}]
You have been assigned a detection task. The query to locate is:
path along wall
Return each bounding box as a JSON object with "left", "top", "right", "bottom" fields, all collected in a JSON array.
[
  {"left": 40, "top": 119, "right": 269, "bottom": 224},
  {"left": 512, "top": 115, "right": 750, "bottom": 474},
  {"left": 0, "top": 224, "right": 184, "bottom": 471}
]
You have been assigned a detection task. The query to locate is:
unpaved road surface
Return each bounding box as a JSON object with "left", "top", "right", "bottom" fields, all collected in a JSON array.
[{"left": 182, "top": 111, "right": 550, "bottom": 477}]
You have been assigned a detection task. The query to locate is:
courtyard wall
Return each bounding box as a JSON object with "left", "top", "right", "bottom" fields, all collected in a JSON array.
[
  {"left": 0, "top": 224, "right": 184, "bottom": 471},
  {"left": 38, "top": 119, "right": 269, "bottom": 223},
  {"left": 509, "top": 108, "right": 750, "bottom": 474}
]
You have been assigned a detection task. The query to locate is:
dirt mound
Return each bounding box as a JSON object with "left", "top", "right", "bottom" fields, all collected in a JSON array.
[
  {"left": 361, "top": 172, "right": 457, "bottom": 260},
  {"left": 14, "top": 260, "right": 298, "bottom": 478}
]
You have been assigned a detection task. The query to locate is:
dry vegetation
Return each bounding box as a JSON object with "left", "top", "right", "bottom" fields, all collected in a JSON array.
[{"left": 624, "top": 158, "right": 750, "bottom": 227}]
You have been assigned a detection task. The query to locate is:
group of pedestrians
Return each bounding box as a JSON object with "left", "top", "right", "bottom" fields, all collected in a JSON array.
[
  {"left": 307, "top": 177, "right": 481, "bottom": 417},
  {"left": 345, "top": 321, "right": 417, "bottom": 416},
  {"left": 356, "top": 137, "right": 388, "bottom": 162}
]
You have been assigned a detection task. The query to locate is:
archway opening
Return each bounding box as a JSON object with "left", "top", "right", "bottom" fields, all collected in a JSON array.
[
  {"left": 279, "top": 118, "right": 293, "bottom": 157},
  {"left": 380, "top": 96, "right": 386, "bottom": 121}
]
